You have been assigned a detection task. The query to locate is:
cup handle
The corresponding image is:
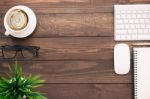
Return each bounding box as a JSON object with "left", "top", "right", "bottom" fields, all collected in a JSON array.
[{"left": 5, "top": 30, "right": 10, "bottom": 36}]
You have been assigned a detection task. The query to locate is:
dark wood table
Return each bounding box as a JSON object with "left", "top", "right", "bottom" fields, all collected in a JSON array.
[{"left": 0, "top": 0, "right": 148, "bottom": 99}]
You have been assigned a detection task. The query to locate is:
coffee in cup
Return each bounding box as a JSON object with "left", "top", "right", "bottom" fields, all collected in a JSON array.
[{"left": 7, "top": 9, "right": 28, "bottom": 31}]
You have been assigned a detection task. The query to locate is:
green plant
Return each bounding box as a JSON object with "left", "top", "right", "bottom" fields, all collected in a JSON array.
[{"left": 0, "top": 62, "right": 47, "bottom": 99}]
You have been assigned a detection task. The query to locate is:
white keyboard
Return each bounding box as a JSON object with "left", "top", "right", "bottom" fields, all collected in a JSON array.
[{"left": 114, "top": 5, "right": 150, "bottom": 41}]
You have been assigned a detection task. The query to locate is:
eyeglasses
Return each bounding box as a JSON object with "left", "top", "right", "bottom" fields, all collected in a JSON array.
[{"left": 0, "top": 45, "right": 40, "bottom": 59}]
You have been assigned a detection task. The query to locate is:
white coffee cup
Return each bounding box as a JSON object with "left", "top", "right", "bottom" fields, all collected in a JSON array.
[{"left": 4, "top": 5, "right": 37, "bottom": 38}]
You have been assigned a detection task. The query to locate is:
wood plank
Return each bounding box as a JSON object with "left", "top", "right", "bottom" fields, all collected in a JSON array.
[
  {"left": 129, "top": 0, "right": 150, "bottom": 3},
  {"left": 0, "top": 37, "right": 115, "bottom": 60},
  {"left": 0, "top": 0, "right": 127, "bottom": 7},
  {"left": 0, "top": 0, "right": 128, "bottom": 13},
  {"left": 0, "top": 37, "right": 148, "bottom": 61},
  {"left": 37, "top": 84, "right": 133, "bottom": 99},
  {"left": 0, "top": 5, "right": 113, "bottom": 14},
  {"left": 0, "top": 13, "right": 113, "bottom": 37},
  {"left": 29, "top": 13, "right": 113, "bottom": 37},
  {"left": 3, "top": 0, "right": 122, "bottom": 4},
  {"left": 0, "top": 60, "right": 132, "bottom": 83}
]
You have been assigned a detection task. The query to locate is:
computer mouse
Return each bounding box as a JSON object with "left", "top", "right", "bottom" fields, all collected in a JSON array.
[{"left": 114, "top": 43, "right": 130, "bottom": 75}]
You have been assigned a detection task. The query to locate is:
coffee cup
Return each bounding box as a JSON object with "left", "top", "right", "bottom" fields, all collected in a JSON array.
[{"left": 4, "top": 5, "right": 37, "bottom": 38}]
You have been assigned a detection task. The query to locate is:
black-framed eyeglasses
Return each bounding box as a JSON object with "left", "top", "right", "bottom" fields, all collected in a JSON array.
[{"left": 0, "top": 45, "right": 40, "bottom": 59}]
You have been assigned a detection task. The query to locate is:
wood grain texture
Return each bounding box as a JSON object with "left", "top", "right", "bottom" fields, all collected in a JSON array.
[
  {"left": 38, "top": 84, "right": 133, "bottom": 99},
  {"left": 33, "top": 13, "right": 113, "bottom": 37},
  {"left": 0, "top": 13, "right": 113, "bottom": 37},
  {"left": 0, "top": 12, "right": 114, "bottom": 37},
  {"left": 0, "top": 0, "right": 128, "bottom": 13},
  {"left": 0, "top": 61, "right": 132, "bottom": 83},
  {"left": 0, "top": 37, "right": 115, "bottom": 60},
  {"left": 129, "top": 0, "right": 150, "bottom": 3}
]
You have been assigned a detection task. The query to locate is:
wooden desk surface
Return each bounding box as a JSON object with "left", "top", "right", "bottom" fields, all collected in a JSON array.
[{"left": 0, "top": 0, "right": 149, "bottom": 99}]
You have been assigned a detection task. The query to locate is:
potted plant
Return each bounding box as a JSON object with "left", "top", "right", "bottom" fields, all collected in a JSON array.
[{"left": 0, "top": 62, "right": 47, "bottom": 99}]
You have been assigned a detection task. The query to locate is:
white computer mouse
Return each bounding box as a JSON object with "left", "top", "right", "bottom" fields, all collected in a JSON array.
[{"left": 114, "top": 43, "right": 130, "bottom": 75}]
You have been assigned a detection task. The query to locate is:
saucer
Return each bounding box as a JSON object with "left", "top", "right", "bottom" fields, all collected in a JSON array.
[{"left": 4, "top": 5, "right": 37, "bottom": 38}]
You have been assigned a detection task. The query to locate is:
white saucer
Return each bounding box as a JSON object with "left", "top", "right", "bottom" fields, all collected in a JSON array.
[{"left": 4, "top": 5, "right": 37, "bottom": 38}]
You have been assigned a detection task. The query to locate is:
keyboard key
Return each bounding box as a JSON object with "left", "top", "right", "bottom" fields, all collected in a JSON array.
[
  {"left": 120, "top": 11, "right": 126, "bottom": 13},
  {"left": 120, "top": 35, "right": 126, "bottom": 40},
  {"left": 137, "top": 14, "right": 142, "bottom": 18},
  {"left": 121, "top": 14, "right": 126, "bottom": 18},
  {"left": 123, "top": 20, "right": 128, "bottom": 23},
  {"left": 115, "top": 35, "right": 120, "bottom": 40},
  {"left": 131, "top": 14, "right": 136, "bottom": 18},
  {"left": 116, "top": 25, "right": 124, "bottom": 29},
  {"left": 133, "top": 29, "right": 137, "bottom": 33},
  {"left": 132, "top": 11, "right": 137, "bottom": 13},
  {"left": 125, "top": 25, "right": 129, "bottom": 28},
  {"left": 127, "top": 15, "right": 131, "bottom": 18},
  {"left": 140, "top": 19, "right": 145, "bottom": 23},
  {"left": 116, "top": 15, "right": 121, "bottom": 18},
  {"left": 142, "top": 15, "right": 147, "bottom": 18},
  {"left": 128, "top": 30, "right": 133, "bottom": 33},
  {"left": 140, "top": 24, "right": 145, "bottom": 28},
  {"left": 147, "top": 25, "right": 150, "bottom": 28},
  {"left": 130, "top": 24, "right": 135, "bottom": 28},
  {"left": 126, "top": 35, "right": 132, "bottom": 40},
  {"left": 127, "top": 11, "right": 131, "bottom": 13},
  {"left": 116, "top": 20, "right": 123, "bottom": 24},
  {"left": 145, "top": 19, "right": 149, "bottom": 23},
  {"left": 143, "top": 29, "right": 149, "bottom": 33},
  {"left": 138, "top": 35, "right": 150, "bottom": 40},
  {"left": 116, "top": 30, "right": 123, "bottom": 34},
  {"left": 136, "top": 24, "right": 140, "bottom": 28},
  {"left": 134, "top": 19, "right": 139, "bottom": 23},
  {"left": 137, "top": 11, "right": 142, "bottom": 13},
  {"left": 131, "top": 35, "right": 137, "bottom": 40},
  {"left": 143, "top": 11, "right": 148, "bottom": 13},
  {"left": 138, "top": 29, "right": 143, "bottom": 33},
  {"left": 129, "top": 20, "right": 134, "bottom": 23}
]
